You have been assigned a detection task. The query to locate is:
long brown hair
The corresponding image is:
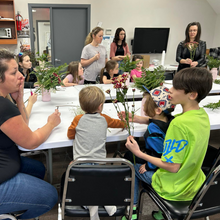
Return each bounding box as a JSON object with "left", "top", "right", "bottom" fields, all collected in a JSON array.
[
  {"left": 184, "top": 22, "right": 201, "bottom": 43},
  {"left": 66, "top": 61, "right": 82, "bottom": 83},
  {"left": 113, "top": 27, "right": 127, "bottom": 46},
  {"left": 85, "top": 27, "right": 104, "bottom": 45},
  {"left": 16, "top": 52, "right": 31, "bottom": 81},
  {"left": 100, "top": 60, "right": 118, "bottom": 83}
]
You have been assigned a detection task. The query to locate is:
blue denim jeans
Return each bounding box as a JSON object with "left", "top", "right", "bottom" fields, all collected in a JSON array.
[
  {"left": 0, "top": 156, "right": 58, "bottom": 219},
  {"left": 134, "top": 163, "right": 155, "bottom": 205}
]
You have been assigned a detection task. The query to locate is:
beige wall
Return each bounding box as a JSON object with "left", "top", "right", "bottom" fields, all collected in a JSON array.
[
  {"left": 213, "top": 14, "right": 220, "bottom": 47},
  {"left": 0, "top": 0, "right": 218, "bottom": 64}
]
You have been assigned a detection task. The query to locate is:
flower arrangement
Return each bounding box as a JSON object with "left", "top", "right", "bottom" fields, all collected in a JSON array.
[
  {"left": 32, "top": 53, "right": 68, "bottom": 91},
  {"left": 119, "top": 55, "right": 139, "bottom": 73},
  {"left": 133, "top": 65, "right": 165, "bottom": 92},
  {"left": 105, "top": 73, "right": 136, "bottom": 163},
  {"left": 185, "top": 41, "right": 199, "bottom": 61},
  {"left": 206, "top": 55, "right": 220, "bottom": 70}
]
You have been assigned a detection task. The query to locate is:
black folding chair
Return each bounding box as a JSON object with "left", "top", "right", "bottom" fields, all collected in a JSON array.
[
  {"left": 138, "top": 164, "right": 220, "bottom": 220},
  {"left": 59, "top": 158, "right": 135, "bottom": 220}
]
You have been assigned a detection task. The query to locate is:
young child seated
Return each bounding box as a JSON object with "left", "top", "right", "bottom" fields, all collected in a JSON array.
[
  {"left": 67, "top": 86, "right": 126, "bottom": 220},
  {"left": 130, "top": 55, "right": 143, "bottom": 82},
  {"left": 62, "top": 61, "right": 84, "bottom": 87},
  {"left": 125, "top": 67, "right": 213, "bottom": 220},
  {"left": 121, "top": 86, "right": 175, "bottom": 220},
  {"left": 100, "top": 60, "right": 119, "bottom": 84}
]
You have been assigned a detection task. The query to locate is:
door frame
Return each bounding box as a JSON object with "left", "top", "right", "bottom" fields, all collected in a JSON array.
[{"left": 28, "top": 4, "right": 91, "bottom": 65}]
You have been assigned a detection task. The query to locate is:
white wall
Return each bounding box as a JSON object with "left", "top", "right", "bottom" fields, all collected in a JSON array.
[
  {"left": 0, "top": 0, "right": 217, "bottom": 64},
  {"left": 212, "top": 14, "right": 220, "bottom": 47}
]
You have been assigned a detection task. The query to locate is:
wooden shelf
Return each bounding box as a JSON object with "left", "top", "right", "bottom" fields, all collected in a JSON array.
[{"left": 0, "top": 0, "right": 17, "bottom": 45}]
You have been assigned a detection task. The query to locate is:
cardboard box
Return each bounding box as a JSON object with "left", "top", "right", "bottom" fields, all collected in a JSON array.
[{"left": 141, "top": 55, "right": 150, "bottom": 68}]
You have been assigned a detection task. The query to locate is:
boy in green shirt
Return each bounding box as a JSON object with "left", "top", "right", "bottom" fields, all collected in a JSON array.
[{"left": 125, "top": 67, "right": 213, "bottom": 219}]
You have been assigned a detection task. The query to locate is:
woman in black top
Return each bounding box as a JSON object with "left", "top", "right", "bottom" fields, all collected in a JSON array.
[
  {"left": 17, "top": 52, "right": 37, "bottom": 88},
  {"left": 0, "top": 49, "right": 61, "bottom": 219},
  {"left": 176, "top": 22, "right": 206, "bottom": 72}
]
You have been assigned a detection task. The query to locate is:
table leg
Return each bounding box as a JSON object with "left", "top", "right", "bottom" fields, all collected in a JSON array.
[{"left": 48, "top": 149, "right": 53, "bottom": 184}]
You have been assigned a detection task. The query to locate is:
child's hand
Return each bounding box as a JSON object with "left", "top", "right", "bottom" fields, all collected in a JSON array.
[
  {"left": 28, "top": 93, "right": 38, "bottom": 105},
  {"left": 139, "top": 164, "right": 147, "bottom": 174},
  {"left": 118, "top": 111, "right": 134, "bottom": 122},
  {"left": 125, "top": 136, "right": 141, "bottom": 157}
]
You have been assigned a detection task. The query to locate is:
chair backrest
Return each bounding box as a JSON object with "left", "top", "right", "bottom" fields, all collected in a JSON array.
[
  {"left": 61, "top": 158, "right": 135, "bottom": 219},
  {"left": 185, "top": 165, "right": 220, "bottom": 220},
  {"left": 202, "top": 145, "right": 220, "bottom": 175}
]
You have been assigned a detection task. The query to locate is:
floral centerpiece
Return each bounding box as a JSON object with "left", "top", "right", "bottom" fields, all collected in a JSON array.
[
  {"left": 33, "top": 53, "right": 68, "bottom": 92},
  {"left": 206, "top": 55, "right": 220, "bottom": 70},
  {"left": 105, "top": 73, "right": 136, "bottom": 163},
  {"left": 185, "top": 41, "right": 199, "bottom": 61}
]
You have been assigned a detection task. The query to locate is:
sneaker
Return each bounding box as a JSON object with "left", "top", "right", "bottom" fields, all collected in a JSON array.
[
  {"left": 121, "top": 207, "right": 137, "bottom": 220},
  {"left": 152, "top": 210, "right": 164, "bottom": 220}
]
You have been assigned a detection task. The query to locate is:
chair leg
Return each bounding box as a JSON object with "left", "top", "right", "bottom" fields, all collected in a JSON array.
[
  {"left": 137, "top": 190, "right": 145, "bottom": 220},
  {"left": 205, "top": 217, "right": 210, "bottom": 220}
]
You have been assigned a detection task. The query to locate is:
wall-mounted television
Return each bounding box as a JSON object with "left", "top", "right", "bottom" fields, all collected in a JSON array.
[{"left": 132, "top": 28, "right": 170, "bottom": 54}]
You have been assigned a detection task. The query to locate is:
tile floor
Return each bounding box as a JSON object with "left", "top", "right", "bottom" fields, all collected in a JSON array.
[{"left": 25, "top": 130, "right": 220, "bottom": 220}]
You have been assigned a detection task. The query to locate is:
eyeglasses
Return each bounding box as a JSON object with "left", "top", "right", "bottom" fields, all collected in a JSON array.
[{"left": 189, "top": 30, "right": 197, "bottom": 32}]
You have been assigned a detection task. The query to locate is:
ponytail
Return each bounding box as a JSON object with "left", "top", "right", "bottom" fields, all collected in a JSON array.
[
  {"left": 100, "top": 67, "right": 105, "bottom": 84},
  {"left": 84, "top": 27, "right": 104, "bottom": 46}
]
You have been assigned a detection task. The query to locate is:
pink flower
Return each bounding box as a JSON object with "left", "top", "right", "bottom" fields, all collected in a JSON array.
[
  {"left": 53, "top": 72, "right": 58, "bottom": 77},
  {"left": 30, "top": 91, "right": 33, "bottom": 96}
]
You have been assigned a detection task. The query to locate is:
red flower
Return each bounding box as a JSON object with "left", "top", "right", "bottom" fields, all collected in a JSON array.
[
  {"left": 132, "top": 89, "right": 136, "bottom": 92},
  {"left": 53, "top": 72, "right": 58, "bottom": 77},
  {"left": 122, "top": 85, "right": 128, "bottom": 90},
  {"left": 113, "top": 99, "right": 118, "bottom": 103},
  {"left": 160, "top": 82, "right": 163, "bottom": 86},
  {"left": 105, "top": 89, "right": 111, "bottom": 94}
]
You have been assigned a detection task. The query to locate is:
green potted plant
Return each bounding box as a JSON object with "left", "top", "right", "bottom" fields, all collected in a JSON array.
[
  {"left": 31, "top": 53, "right": 68, "bottom": 101},
  {"left": 207, "top": 55, "right": 220, "bottom": 80}
]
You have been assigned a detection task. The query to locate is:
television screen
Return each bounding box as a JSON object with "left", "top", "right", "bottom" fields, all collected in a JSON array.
[{"left": 132, "top": 28, "right": 170, "bottom": 54}]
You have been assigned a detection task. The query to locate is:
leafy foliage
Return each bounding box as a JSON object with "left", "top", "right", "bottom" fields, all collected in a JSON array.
[
  {"left": 32, "top": 53, "right": 68, "bottom": 91},
  {"left": 133, "top": 65, "right": 165, "bottom": 92},
  {"left": 204, "top": 100, "right": 220, "bottom": 110},
  {"left": 119, "top": 55, "right": 139, "bottom": 73},
  {"left": 207, "top": 55, "right": 220, "bottom": 69},
  {"left": 214, "top": 79, "right": 220, "bottom": 85}
]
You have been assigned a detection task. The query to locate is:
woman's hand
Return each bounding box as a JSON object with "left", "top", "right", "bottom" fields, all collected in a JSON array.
[
  {"left": 185, "top": 58, "right": 192, "bottom": 64},
  {"left": 139, "top": 164, "right": 147, "bottom": 174},
  {"left": 47, "top": 109, "right": 61, "bottom": 128},
  {"left": 94, "top": 52, "right": 100, "bottom": 61},
  {"left": 10, "top": 76, "right": 25, "bottom": 104},
  {"left": 28, "top": 93, "right": 38, "bottom": 105},
  {"left": 125, "top": 136, "right": 141, "bottom": 157},
  {"left": 190, "top": 61, "right": 198, "bottom": 67}
]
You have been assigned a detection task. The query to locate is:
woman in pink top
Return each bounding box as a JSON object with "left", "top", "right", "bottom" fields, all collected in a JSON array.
[
  {"left": 63, "top": 61, "right": 84, "bottom": 87},
  {"left": 130, "top": 55, "right": 143, "bottom": 82},
  {"left": 110, "top": 27, "right": 131, "bottom": 75}
]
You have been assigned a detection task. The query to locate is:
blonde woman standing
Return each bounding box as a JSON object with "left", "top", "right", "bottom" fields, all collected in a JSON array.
[{"left": 81, "top": 27, "right": 107, "bottom": 84}]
